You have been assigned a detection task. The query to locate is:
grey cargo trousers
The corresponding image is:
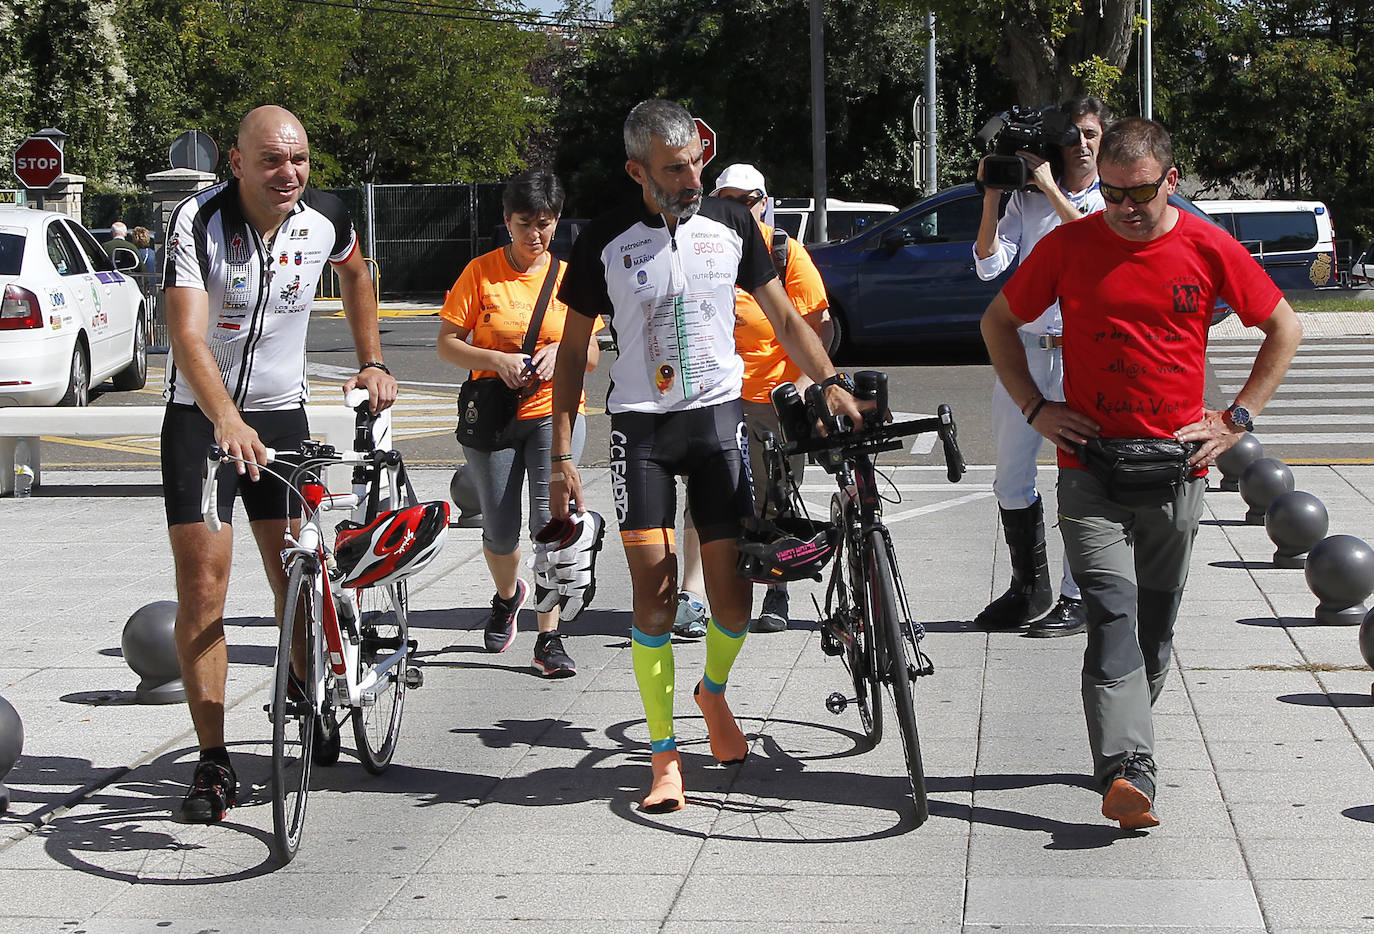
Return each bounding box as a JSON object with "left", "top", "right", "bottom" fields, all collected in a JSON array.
[{"left": 1056, "top": 469, "right": 1206, "bottom": 790}]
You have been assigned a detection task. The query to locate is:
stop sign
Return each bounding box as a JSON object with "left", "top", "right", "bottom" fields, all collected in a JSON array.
[
  {"left": 693, "top": 118, "right": 716, "bottom": 166},
  {"left": 13, "top": 136, "right": 63, "bottom": 189}
]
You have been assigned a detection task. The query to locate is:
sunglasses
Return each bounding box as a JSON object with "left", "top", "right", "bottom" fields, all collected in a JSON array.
[
  {"left": 721, "top": 190, "right": 765, "bottom": 208},
  {"left": 1100, "top": 170, "right": 1171, "bottom": 205}
]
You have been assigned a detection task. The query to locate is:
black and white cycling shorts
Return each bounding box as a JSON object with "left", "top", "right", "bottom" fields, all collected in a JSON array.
[{"left": 608, "top": 400, "right": 754, "bottom": 546}]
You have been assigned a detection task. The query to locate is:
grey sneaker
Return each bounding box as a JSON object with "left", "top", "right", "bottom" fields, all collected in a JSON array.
[
  {"left": 484, "top": 579, "right": 528, "bottom": 653},
  {"left": 532, "top": 631, "right": 577, "bottom": 678},
  {"left": 1102, "top": 754, "right": 1159, "bottom": 830},
  {"left": 673, "top": 592, "right": 708, "bottom": 639},
  {"left": 751, "top": 587, "right": 788, "bottom": 633}
]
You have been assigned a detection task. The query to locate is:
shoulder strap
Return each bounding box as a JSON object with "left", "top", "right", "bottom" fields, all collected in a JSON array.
[
  {"left": 522, "top": 257, "right": 561, "bottom": 357},
  {"left": 770, "top": 229, "right": 790, "bottom": 280}
]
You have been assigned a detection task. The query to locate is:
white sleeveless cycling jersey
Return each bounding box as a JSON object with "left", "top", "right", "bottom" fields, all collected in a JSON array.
[{"left": 162, "top": 179, "right": 358, "bottom": 411}]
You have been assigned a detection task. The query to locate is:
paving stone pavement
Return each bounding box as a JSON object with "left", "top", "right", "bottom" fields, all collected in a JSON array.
[{"left": 1, "top": 462, "right": 1373, "bottom": 932}]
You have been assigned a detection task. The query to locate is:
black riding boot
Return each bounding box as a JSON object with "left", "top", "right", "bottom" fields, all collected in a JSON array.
[{"left": 975, "top": 498, "right": 1053, "bottom": 629}]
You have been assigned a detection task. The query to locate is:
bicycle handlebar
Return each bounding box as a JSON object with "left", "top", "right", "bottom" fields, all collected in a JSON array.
[{"left": 780, "top": 399, "right": 966, "bottom": 484}]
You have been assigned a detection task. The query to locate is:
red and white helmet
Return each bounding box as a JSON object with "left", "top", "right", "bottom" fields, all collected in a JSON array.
[{"left": 334, "top": 501, "right": 450, "bottom": 588}]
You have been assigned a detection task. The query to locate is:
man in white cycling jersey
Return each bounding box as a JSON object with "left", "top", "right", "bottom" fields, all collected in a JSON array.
[
  {"left": 549, "top": 99, "right": 863, "bottom": 812},
  {"left": 160, "top": 105, "right": 397, "bottom": 824}
]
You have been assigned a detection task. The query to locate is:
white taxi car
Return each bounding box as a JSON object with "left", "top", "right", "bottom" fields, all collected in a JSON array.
[{"left": 0, "top": 206, "right": 147, "bottom": 405}]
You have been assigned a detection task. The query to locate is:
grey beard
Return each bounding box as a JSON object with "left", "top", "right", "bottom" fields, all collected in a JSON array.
[{"left": 648, "top": 175, "right": 702, "bottom": 219}]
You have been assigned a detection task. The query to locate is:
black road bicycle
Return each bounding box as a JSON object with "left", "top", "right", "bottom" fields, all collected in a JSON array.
[{"left": 753, "top": 371, "right": 965, "bottom": 825}]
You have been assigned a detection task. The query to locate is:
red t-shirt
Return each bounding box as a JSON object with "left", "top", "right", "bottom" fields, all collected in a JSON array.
[{"left": 1003, "top": 210, "right": 1282, "bottom": 469}]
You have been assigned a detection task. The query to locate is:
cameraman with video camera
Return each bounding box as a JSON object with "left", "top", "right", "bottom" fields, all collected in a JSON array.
[{"left": 972, "top": 96, "right": 1109, "bottom": 637}]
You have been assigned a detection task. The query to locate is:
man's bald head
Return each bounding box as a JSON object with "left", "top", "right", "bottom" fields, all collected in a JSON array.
[
  {"left": 237, "top": 105, "right": 307, "bottom": 151},
  {"left": 230, "top": 105, "right": 312, "bottom": 232}
]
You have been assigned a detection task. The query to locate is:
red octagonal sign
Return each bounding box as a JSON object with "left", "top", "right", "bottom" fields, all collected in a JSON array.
[
  {"left": 693, "top": 118, "right": 716, "bottom": 166},
  {"left": 14, "top": 136, "right": 64, "bottom": 189}
]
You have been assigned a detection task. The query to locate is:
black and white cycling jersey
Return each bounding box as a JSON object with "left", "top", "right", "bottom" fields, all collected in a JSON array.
[
  {"left": 559, "top": 196, "right": 775, "bottom": 414},
  {"left": 162, "top": 179, "right": 357, "bottom": 411}
]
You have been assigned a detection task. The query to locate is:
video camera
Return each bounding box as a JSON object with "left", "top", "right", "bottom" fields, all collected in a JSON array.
[{"left": 975, "top": 105, "right": 1081, "bottom": 191}]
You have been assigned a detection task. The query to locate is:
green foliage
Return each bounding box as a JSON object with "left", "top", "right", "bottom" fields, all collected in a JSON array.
[{"left": 553, "top": 0, "right": 987, "bottom": 210}]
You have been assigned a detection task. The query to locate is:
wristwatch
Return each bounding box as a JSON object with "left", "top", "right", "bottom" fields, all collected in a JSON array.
[
  {"left": 820, "top": 373, "right": 855, "bottom": 394},
  {"left": 1222, "top": 403, "right": 1254, "bottom": 432}
]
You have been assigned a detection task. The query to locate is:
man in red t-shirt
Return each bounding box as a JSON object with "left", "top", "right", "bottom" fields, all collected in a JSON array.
[{"left": 981, "top": 118, "right": 1302, "bottom": 831}]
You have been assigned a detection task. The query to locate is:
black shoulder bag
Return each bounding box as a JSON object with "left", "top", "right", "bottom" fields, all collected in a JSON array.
[{"left": 455, "top": 257, "right": 560, "bottom": 452}]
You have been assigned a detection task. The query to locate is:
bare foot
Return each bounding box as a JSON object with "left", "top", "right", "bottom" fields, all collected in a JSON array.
[
  {"left": 641, "top": 750, "right": 684, "bottom": 812},
  {"left": 694, "top": 682, "right": 748, "bottom": 764}
]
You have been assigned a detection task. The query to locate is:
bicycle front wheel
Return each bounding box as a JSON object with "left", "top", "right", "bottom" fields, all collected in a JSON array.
[
  {"left": 351, "top": 580, "right": 408, "bottom": 774},
  {"left": 272, "top": 559, "right": 319, "bottom": 863},
  {"left": 867, "top": 530, "right": 928, "bottom": 824}
]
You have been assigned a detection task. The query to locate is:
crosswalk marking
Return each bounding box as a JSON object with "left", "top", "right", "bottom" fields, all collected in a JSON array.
[{"left": 1210, "top": 335, "right": 1374, "bottom": 459}]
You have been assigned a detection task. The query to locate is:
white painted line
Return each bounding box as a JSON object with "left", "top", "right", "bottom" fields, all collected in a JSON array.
[
  {"left": 1220, "top": 383, "right": 1373, "bottom": 394},
  {"left": 1215, "top": 368, "right": 1374, "bottom": 378},
  {"left": 1262, "top": 398, "right": 1373, "bottom": 408},
  {"left": 882, "top": 490, "right": 997, "bottom": 525},
  {"left": 1253, "top": 414, "right": 1374, "bottom": 425},
  {"left": 1212, "top": 353, "right": 1374, "bottom": 364},
  {"left": 1245, "top": 433, "right": 1374, "bottom": 444}
]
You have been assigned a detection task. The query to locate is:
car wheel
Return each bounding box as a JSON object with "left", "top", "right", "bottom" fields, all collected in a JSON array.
[
  {"left": 112, "top": 312, "right": 148, "bottom": 391},
  {"left": 59, "top": 343, "right": 90, "bottom": 407},
  {"left": 827, "top": 304, "right": 850, "bottom": 363}
]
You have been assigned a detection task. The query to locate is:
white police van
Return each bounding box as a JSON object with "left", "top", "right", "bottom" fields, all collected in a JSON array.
[{"left": 1192, "top": 199, "right": 1339, "bottom": 289}]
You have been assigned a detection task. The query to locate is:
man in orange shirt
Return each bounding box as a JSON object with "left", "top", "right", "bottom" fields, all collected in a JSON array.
[{"left": 674, "top": 163, "right": 833, "bottom": 636}]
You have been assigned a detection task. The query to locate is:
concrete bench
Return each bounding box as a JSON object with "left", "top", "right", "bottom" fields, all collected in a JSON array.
[{"left": 0, "top": 403, "right": 373, "bottom": 495}]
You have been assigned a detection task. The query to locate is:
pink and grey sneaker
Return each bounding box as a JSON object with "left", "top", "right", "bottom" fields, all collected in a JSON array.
[{"left": 484, "top": 578, "right": 528, "bottom": 653}]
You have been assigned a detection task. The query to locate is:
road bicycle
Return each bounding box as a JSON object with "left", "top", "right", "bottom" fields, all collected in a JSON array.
[
  {"left": 199, "top": 389, "right": 445, "bottom": 863},
  {"left": 752, "top": 371, "right": 965, "bottom": 825}
]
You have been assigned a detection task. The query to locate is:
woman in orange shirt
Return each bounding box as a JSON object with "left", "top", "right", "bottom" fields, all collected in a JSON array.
[{"left": 437, "top": 170, "right": 602, "bottom": 677}]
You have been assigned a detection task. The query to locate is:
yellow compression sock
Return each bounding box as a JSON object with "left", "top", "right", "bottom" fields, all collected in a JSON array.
[
  {"left": 632, "top": 626, "right": 676, "bottom": 753},
  {"left": 702, "top": 617, "right": 748, "bottom": 694}
]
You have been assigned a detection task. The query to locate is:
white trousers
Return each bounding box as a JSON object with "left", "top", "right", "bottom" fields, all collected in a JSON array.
[{"left": 990, "top": 332, "right": 1078, "bottom": 599}]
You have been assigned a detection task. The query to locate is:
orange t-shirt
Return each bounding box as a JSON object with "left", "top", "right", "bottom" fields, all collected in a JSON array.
[
  {"left": 733, "top": 222, "right": 829, "bottom": 403},
  {"left": 440, "top": 249, "right": 603, "bottom": 419}
]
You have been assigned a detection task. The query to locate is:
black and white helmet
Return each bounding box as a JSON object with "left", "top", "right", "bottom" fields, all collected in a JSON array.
[{"left": 736, "top": 515, "right": 838, "bottom": 583}]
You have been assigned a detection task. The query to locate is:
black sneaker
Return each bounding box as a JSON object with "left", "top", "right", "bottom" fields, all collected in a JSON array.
[
  {"left": 484, "top": 578, "right": 528, "bottom": 653},
  {"left": 1102, "top": 754, "right": 1160, "bottom": 830},
  {"left": 532, "top": 631, "right": 577, "bottom": 678},
  {"left": 180, "top": 758, "right": 238, "bottom": 824},
  {"left": 751, "top": 587, "right": 789, "bottom": 633}
]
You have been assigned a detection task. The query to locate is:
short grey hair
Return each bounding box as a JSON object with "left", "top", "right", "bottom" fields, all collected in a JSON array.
[
  {"left": 624, "top": 99, "right": 697, "bottom": 163},
  {"left": 110, "top": 221, "right": 128, "bottom": 239}
]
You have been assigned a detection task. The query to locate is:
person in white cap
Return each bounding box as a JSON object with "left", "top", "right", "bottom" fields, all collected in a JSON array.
[{"left": 673, "top": 162, "right": 833, "bottom": 637}]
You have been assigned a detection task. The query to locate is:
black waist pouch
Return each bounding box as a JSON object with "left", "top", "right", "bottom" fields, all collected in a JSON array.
[{"left": 1078, "top": 437, "right": 1201, "bottom": 496}]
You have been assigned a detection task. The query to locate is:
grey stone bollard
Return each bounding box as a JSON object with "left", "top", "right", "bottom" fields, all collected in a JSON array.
[
  {"left": 450, "top": 465, "right": 483, "bottom": 529},
  {"left": 1265, "top": 490, "right": 1329, "bottom": 568},
  {"left": 1239, "top": 457, "right": 1294, "bottom": 525},
  {"left": 1216, "top": 433, "right": 1263, "bottom": 492},
  {"left": 1359, "top": 606, "right": 1374, "bottom": 670},
  {"left": 122, "top": 601, "right": 187, "bottom": 704},
  {"left": 1305, "top": 535, "right": 1374, "bottom": 625},
  {"left": 0, "top": 695, "right": 21, "bottom": 814}
]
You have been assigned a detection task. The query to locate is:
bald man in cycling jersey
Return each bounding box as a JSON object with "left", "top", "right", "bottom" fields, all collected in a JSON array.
[
  {"left": 550, "top": 99, "right": 862, "bottom": 812},
  {"left": 161, "top": 105, "right": 397, "bottom": 824}
]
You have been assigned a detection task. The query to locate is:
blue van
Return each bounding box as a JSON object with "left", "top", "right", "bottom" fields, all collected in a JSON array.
[{"left": 1192, "top": 199, "right": 1339, "bottom": 289}]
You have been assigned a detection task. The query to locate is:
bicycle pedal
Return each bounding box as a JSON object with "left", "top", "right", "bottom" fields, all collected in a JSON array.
[
  {"left": 404, "top": 666, "right": 424, "bottom": 689},
  {"left": 820, "top": 626, "right": 845, "bottom": 657},
  {"left": 825, "top": 692, "right": 848, "bottom": 715}
]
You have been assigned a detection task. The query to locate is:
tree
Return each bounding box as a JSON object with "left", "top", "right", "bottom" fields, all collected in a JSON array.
[
  {"left": 914, "top": 0, "right": 1137, "bottom": 106},
  {"left": 552, "top": 0, "right": 962, "bottom": 210}
]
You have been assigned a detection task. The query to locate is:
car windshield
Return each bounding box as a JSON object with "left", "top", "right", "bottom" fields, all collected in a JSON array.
[{"left": 0, "top": 233, "right": 21, "bottom": 276}]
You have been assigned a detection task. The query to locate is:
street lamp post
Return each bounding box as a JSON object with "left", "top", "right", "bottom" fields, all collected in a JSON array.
[{"left": 810, "top": 0, "right": 827, "bottom": 244}]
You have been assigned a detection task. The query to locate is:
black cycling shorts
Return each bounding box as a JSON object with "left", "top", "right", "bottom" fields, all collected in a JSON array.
[
  {"left": 161, "top": 403, "right": 309, "bottom": 527},
  {"left": 609, "top": 400, "right": 755, "bottom": 545}
]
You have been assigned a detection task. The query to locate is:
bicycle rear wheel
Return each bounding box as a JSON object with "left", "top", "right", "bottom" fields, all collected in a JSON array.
[
  {"left": 867, "top": 530, "right": 928, "bottom": 824},
  {"left": 273, "top": 560, "right": 319, "bottom": 863},
  {"left": 351, "top": 580, "right": 408, "bottom": 773}
]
